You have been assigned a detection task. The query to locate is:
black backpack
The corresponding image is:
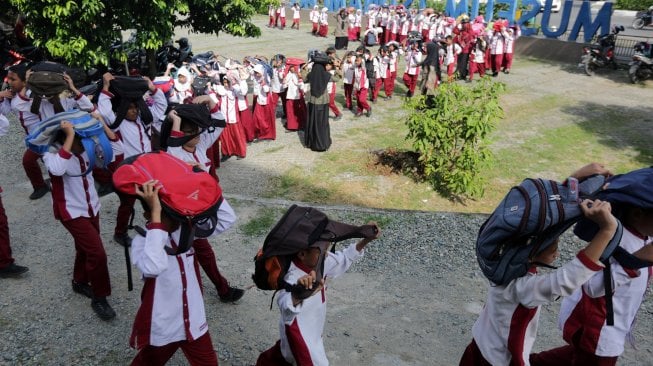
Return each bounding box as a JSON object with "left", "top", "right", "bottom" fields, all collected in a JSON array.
[
  {"left": 158, "top": 103, "right": 226, "bottom": 150},
  {"left": 27, "top": 61, "right": 69, "bottom": 115},
  {"left": 107, "top": 76, "right": 153, "bottom": 129},
  {"left": 253, "top": 205, "right": 377, "bottom": 306}
]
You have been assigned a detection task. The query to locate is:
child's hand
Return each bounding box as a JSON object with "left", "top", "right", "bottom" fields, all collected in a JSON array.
[
  {"left": 135, "top": 180, "right": 162, "bottom": 220},
  {"left": 0, "top": 90, "right": 13, "bottom": 100},
  {"left": 192, "top": 95, "right": 212, "bottom": 105},
  {"left": 63, "top": 73, "right": 76, "bottom": 91},
  {"left": 60, "top": 120, "right": 75, "bottom": 136},
  {"left": 143, "top": 77, "right": 156, "bottom": 93},
  {"left": 571, "top": 163, "right": 612, "bottom": 180},
  {"left": 296, "top": 270, "right": 318, "bottom": 290},
  {"left": 580, "top": 199, "right": 617, "bottom": 230}
]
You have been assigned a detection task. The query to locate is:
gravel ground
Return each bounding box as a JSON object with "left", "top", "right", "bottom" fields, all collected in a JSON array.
[{"left": 2, "top": 16, "right": 653, "bottom": 366}]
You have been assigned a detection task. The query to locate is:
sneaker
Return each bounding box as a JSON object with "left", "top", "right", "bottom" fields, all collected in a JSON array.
[
  {"left": 366, "top": 108, "right": 372, "bottom": 118},
  {"left": 219, "top": 287, "right": 245, "bottom": 303},
  {"left": 91, "top": 297, "right": 116, "bottom": 320},
  {"left": 29, "top": 185, "right": 50, "bottom": 200},
  {"left": 221, "top": 155, "right": 232, "bottom": 163},
  {"left": 383, "top": 96, "right": 392, "bottom": 101},
  {"left": 96, "top": 183, "right": 114, "bottom": 197},
  {"left": 0, "top": 263, "right": 29, "bottom": 278},
  {"left": 333, "top": 115, "right": 342, "bottom": 121},
  {"left": 113, "top": 233, "right": 132, "bottom": 248},
  {"left": 72, "top": 280, "right": 93, "bottom": 299}
]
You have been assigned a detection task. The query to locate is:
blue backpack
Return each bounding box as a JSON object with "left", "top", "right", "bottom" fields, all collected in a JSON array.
[
  {"left": 25, "top": 109, "right": 113, "bottom": 176},
  {"left": 475, "top": 175, "right": 618, "bottom": 286}
]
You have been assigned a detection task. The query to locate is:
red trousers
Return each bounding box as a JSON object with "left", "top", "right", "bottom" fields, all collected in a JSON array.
[
  {"left": 469, "top": 62, "right": 486, "bottom": 80},
  {"left": 328, "top": 92, "right": 341, "bottom": 117},
  {"left": 373, "top": 78, "right": 383, "bottom": 101},
  {"left": 280, "top": 16, "right": 286, "bottom": 28},
  {"left": 193, "top": 238, "right": 230, "bottom": 296},
  {"left": 348, "top": 27, "right": 357, "bottom": 41},
  {"left": 253, "top": 99, "right": 276, "bottom": 140},
  {"left": 312, "top": 22, "right": 318, "bottom": 34},
  {"left": 384, "top": 72, "right": 396, "bottom": 97},
  {"left": 285, "top": 98, "right": 306, "bottom": 130},
  {"left": 318, "top": 24, "right": 328, "bottom": 37},
  {"left": 502, "top": 52, "right": 514, "bottom": 71},
  {"left": 269, "top": 16, "right": 275, "bottom": 27},
  {"left": 292, "top": 19, "right": 299, "bottom": 28},
  {"left": 115, "top": 192, "right": 136, "bottom": 236},
  {"left": 61, "top": 215, "right": 111, "bottom": 298},
  {"left": 491, "top": 54, "right": 504, "bottom": 74},
  {"left": 530, "top": 345, "right": 618, "bottom": 366},
  {"left": 355, "top": 88, "right": 370, "bottom": 113},
  {"left": 23, "top": 149, "right": 47, "bottom": 190},
  {"left": 0, "top": 193, "right": 14, "bottom": 268},
  {"left": 421, "top": 29, "right": 430, "bottom": 42},
  {"left": 459, "top": 340, "right": 492, "bottom": 366},
  {"left": 131, "top": 332, "right": 218, "bottom": 366},
  {"left": 256, "top": 340, "right": 292, "bottom": 366},
  {"left": 238, "top": 108, "right": 256, "bottom": 143},
  {"left": 403, "top": 73, "right": 419, "bottom": 94},
  {"left": 343, "top": 83, "right": 354, "bottom": 109}
]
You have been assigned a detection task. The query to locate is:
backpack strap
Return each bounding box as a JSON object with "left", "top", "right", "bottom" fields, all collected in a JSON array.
[
  {"left": 30, "top": 95, "right": 43, "bottom": 115},
  {"left": 74, "top": 133, "right": 113, "bottom": 176}
]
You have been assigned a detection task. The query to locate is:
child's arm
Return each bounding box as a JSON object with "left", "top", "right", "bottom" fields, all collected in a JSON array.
[
  {"left": 98, "top": 73, "right": 117, "bottom": 126},
  {"left": 325, "top": 222, "right": 381, "bottom": 279},
  {"left": 132, "top": 180, "right": 170, "bottom": 276},
  {"left": 145, "top": 77, "right": 168, "bottom": 122},
  {"left": 93, "top": 110, "right": 123, "bottom": 160},
  {"left": 62, "top": 73, "right": 94, "bottom": 112},
  {"left": 42, "top": 121, "right": 76, "bottom": 176},
  {"left": 578, "top": 199, "right": 618, "bottom": 263},
  {"left": 570, "top": 162, "right": 612, "bottom": 181}
]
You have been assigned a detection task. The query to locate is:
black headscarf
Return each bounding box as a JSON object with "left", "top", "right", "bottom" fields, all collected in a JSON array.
[
  {"left": 308, "top": 63, "right": 330, "bottom": 98},
  {"left": 422, "top": 40, "right": 440, "bottom": 67}
]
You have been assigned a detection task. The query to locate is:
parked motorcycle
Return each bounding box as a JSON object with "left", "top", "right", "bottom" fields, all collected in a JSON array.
[
  {"left": 580, "top": 25, "right": 624, "bottom": 76},
  {"left": 1, "top": 22, "right": 45, "bottom": 87},
  {"left": 628, "top": 41, "right": 653, "bottom": 83},
  {"left": 632, "top": 9, "right": 653, "bottom": 29}
]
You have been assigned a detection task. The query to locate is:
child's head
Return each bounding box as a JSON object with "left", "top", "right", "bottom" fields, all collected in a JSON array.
[
  {"left": 7, "top": 63, "right": 27, "bottom": 93},
  {"left": 445, "top": 35, "right": 453, "bottom": 44},
  {"left": 622, "top": 206, "right": 653, "bottom": 237},
  {"left": 296, "top": 242, "right": 330, "bottom": 270},
  {"left": 325, "top": 47, "right": 336, "bottom": 57},
  {"left": 355, "top": 55, "right": 364, "bottom": 67},
  {"left": 126, "top": 102, "right": 140, "bottom": 121},
  {"left": 531, "top": 239, "right": 560, "bottom": 266},
  {"left": 180, "top": 119, "right": 201, "bottom": 150},
  {"left": 139, "top": 195, "right": 180, "bottom": 232}
]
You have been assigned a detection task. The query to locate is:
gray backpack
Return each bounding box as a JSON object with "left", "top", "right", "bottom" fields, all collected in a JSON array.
[{"left": 475, "top": 175, "right": 617, "bottom": 286}]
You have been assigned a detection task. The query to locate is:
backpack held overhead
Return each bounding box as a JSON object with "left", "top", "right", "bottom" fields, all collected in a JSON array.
[
  {"left": 112, "top": 151, "right": 223, "bottom": 255},
  {"left": 253, "top": 205, "right": 377, "bottom": 303},
  {"left": 107, "top": 76, "right": 153, "bottom": 129},
  {"left": 158, "top": 103, "right": 226, "bottom": 150},
  {"left": 475, "top": 175, "right": 617, "bottom": 286},
  {"left": 24, "top": 109, "right": 114, "bottom": 176},
  {"left": 26, "top": 61, "right": 69, "bottom": 115}
]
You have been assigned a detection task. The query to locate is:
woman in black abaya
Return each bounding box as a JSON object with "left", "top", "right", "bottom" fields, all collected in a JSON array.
[{"left": 302, "top": 58, "right": 333, "bottom": 152}]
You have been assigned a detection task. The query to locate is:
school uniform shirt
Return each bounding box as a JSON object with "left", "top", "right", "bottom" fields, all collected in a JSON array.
[
  {"left": 444, "top": 44, "right": 462, "bottom": 66},
  {"left": 43, "top": 138, "right": 123, "bottom": 221},
  {"left": 326, "top": 70, "right": 337, "bottom": 95},
  {"left": 233, "top": 80, "right": 250, "bottom": 112},
  {"left": 490, "top": 31, "right": 507, "bottom": 55},
  {"left": 253, "top": 76, "right": 270, "bottom": 105},
  {"left": 0, "top": 114, "right": 9, "bottom": 136},
  {"left": 400, "top": 18, "right": 410, "bottom": 37},
  {"left": 472, "top": 251, "right": 604, "bottom": 366},
  {"left": 3, "top": 91, "right": 93, "bottom": 134},
  {"left": 310, "top": 9, "right": 320, "bottom": 24},
  {"left": 213, "top": 86, "right": 239, "bottom": 124},
  {"left": 342, "top": 62, "right": 355, "bottom": 85},
  {"left": 167, "top": 125, "right": 222, "bottom": 172},
  {"left": 277, "top": 243, "right": 364, "bottom": 366},
  {"left": 366, "top": 12, "right": 376, "bottom": 29},
  {"left": 279, "top": 6, "right": 286, "bottom": 18},
  {"left": 558, "top": 229, "right": 653, "bottom": 357},
  {"left": 389, "top": 51, "right": 400, "bottom": 73},
  {"left": 504, "top": 30, "right": 518, "bottom": 54},
  {"left": 355, "top": 12, "right": 362, "bottom": 28},
  {"left": 353, "top": 65, "right": 368, "bottom": 91},
  {"left": 283, "top": 73, "right": 303, "bottom": 100},
  {"left": 270, "top": 67, "right": 285, "bottom": 94},
  {"left": 319, "top": 11, "right": 329, "bottom": 25},
  {"left": 97, "top": 89, "right": 167, "bottom": 158},
  {"left": 293, "top": 7, "right": 300, "bottom": 20},
  {"left": 130, "top": 200, "right": 236, "bottom": 349},
  {"left": 405, "top": 49, "right": 423, "bottom": 75},
  {"left": 473, "top": 42, "right": 486, "bottom": 63},
  {"left": 348, "top": 13, "right": 356, "bottom": 29}
]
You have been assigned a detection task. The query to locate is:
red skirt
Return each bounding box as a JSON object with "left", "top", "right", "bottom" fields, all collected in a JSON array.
[
  {"left": 238, "top": 107, "right": 255, "bottom": 143},
  {"left": 253, "top": 98, "right": 276, "bottom": 140},
  {"left": 285, "top": 97, "right": 306, "bottom": 131},
  {"left": 220, "top": 122, "right": 247, "bottom": 158}
]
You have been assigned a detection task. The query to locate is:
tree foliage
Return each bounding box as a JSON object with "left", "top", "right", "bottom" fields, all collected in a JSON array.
[
  {"left": 9, "top": 0, "right": 266, "bottom": 68},
  {"left": 615, "top": 0, "right": 653, "bottom": 10},
  {"left": 404, "top": 78, "right": 505, "bottom": 202}
]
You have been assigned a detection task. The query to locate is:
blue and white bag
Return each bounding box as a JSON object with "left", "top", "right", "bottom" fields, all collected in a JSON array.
[{"left": 25, "top": 109, "right": 113, "bottom": 176}]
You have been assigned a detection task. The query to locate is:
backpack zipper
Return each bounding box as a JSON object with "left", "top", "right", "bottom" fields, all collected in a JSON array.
[{"left": 549, "top": 180, "right": 565, "bottom": 224}]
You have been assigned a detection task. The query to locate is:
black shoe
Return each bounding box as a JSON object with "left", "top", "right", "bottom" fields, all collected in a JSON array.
[
  {"left": 29, "top": 185, "right": 50, "bottom": 200},
  {"left": 406, "top": 91, "right": 413, "bottom": 98},
  {"left": 366, "top": 108, "right": 372, "bottom": 118},
  {"left": 113, "top": 233, "right": 132, "bottom": 248},
  {"left": 333, "top": 115, "right": 342, "bottom": 121},
  {"left": 221, "top": 155, "right": 232, "bottom": 162},
  {"left": 91, "top": 297, "right": 116, "bottom": 320},
  {"left": 219, "top": 287, "right": 245, "bottom": 303},
  {"left": 72, "top": 280, "right": 93, "bottom": 299},
  {"left": 0, "top": 263, "right": 29, "bottom": 278},
  {"left": 383, "top": 96, "right": 392, "bottom": 100},
  {"left": 354, "top": 111, "right": 363, "bottom": 117}
]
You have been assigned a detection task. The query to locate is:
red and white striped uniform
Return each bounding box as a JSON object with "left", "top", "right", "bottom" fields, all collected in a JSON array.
[
  {"left": 2, "top": 91, "right": 93, "bottom": 134},
  {"left": 470, "top": 251, "right": 604, "bottom": 366},
  {"left": 129, "top": 200, "right": 236, "bottom": 349},
  {"left": 277, "top": 244, "right": 364, "bottom": 366}
]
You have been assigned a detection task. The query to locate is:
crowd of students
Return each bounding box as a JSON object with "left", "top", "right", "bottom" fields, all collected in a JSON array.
[{"left": 0, "top": 5, "right": 652, "bottom": 366}]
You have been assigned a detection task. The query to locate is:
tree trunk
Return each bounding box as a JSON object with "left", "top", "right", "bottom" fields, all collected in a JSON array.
[{"left": 146, "top": 48, "right": 157, "bottom": 78}]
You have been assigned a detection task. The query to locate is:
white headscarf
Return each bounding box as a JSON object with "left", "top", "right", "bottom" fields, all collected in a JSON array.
[{"left": 174, "top": 66, "right": 192, "bottom": 93}]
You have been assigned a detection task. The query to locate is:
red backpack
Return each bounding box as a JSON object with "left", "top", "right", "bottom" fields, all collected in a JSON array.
[{"left": 112, "top": 151, "right": 223, "bottom": 255}]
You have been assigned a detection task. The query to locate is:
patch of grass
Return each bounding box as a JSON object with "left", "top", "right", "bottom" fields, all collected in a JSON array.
[
  {"left": 361, "top": 214, "right": 393, "bottom": 228},
  {"left": 263, "top": 145, "right": 285, "bottom": 154},
  {"left": 241, "top": 207, "right": 279, "bottom": 237}
]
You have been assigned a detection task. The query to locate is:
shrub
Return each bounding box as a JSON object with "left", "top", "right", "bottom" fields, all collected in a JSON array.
[
  {"left": 404, "top": 78, "right": 505, "bottom": 202},
  {"left": 615, "top": 0, "right": 653, "bottom": 10}
]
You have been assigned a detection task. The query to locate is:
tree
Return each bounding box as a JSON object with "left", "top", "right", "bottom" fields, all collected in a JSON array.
[{"left": 10, "top": 0, "right": 272, "bottom": 70}]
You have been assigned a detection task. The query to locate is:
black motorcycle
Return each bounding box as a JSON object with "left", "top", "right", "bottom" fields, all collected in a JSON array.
[
  {"left": 580, "top": 25, "right": 624, "bottom": 76},
  {"left": 632, "top": 10, "right": 653, "bottom": 30},
  {"left": 629, "top": 41, "right": 653, "bottom": 83}
]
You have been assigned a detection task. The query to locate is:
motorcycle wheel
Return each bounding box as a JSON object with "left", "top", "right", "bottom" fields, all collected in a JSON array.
[
  {"left": 632, "top": 18, "right": 645, "bottom": 30},
  {"left": 584, "top": 60, "right": 596, "bottom": 76},
  {"left": 629, "top": 71, "right": 640, "bottom": 84}
]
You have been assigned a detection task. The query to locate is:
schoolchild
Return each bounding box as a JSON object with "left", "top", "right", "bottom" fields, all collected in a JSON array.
[
  {"left": 403, "top": 41, "right": 423, "bottom": 97},
  {"left": 1, "top": 64, "right": 94, "bottom": 200},
  {"left": 354, "top": 9, "right": 363, "bottom": 40},
  {"left": 127, "top": 179, "right": 237, "bottom": 365},
  {"left": 460, "top": 164, "right": 624, "bottom": 366},
  {"left": 42, "top": 112, "right": 123, "bottom": 320},
  {"left": 341, "top": 51, "right": 356, "bottom": 111},
  {"left": 278, "top": 3, "right": 287, "bottom": 29},
  {"left": 364, "top": 49, "right": 379, "bottom": 103},
  {"left": 318, "top": 7, "right": 329, "bottom": 38},
  {"left": 353, "top": 54, "right": 372, "bottom": 118},
  {"left": 310, "top": 5, "right": 320, "bottom": 35},
  {"left": 530, "top": 172, "right": 653, "bottom": 365},
  {"left": 291, "top": 3, "right": 301, "bottom": 30},
  {"left": 469, "top": 37, "right": 487, "bottom": 81},
  {"left": 502, "top": 26, "right": 520, "bottom": 74},
  {"left": 269, "top": 59, "right": 287, "bottom": 122},
  {"left": 282, "top": 65, "right": 307, "bottom": 131},
  {"left": 268, "top": 4, "right": 276, "bottom": 28},
  {"left": 165, "top": 106, "right": 245, "bottom": 303},
  {"left": 489, "top": 22, "right": 508, "bottom": 77},
  {"left": 232, "top": 68, "right": 256, "bottom": 143},
  {"left": 443, "top": 35, "right": 462, "bottom": 82},
  {"left": 0, "top": 113, "right": 29, "bottom": 278},
  {"left": 384, "top": 42, "right": 400, "bottom": 99},
  {"left": 251, "top": 64, "right": 276, "bottom": 141},
  {"left": 163, "top": 64, "right": 194, "bottom": 104},
  {"left": 347, "top": 8, "right": 357, "bottom": 41},
  {"left": 256, "top": 222, "right": 381, "bottom": 366},
  {"left": 213, "top": 76, "right": 248, "bottom": 160},
  {"left": 97, "top": 73, "right": 167, "bottom": 248},
  {"left": 324, "top": 55, "right": 343, "bottom": 121}
]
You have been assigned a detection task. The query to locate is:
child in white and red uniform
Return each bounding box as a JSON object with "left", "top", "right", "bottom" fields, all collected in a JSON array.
[
  {"left": 443, "top": 35, "right": 462, "bottom": 82},
  {"left": 531, "top": 184, "right": 653, "bottom": 366},
  {"left": 128, "top": 179, "right": 237, "bottom": 365},
  {"left": 403, "top": 41, "right": 423, "bottom": 96},
  {"left": 97, "top": 73, "right": 167, "bottom": 248},
  {"left": 257, "top": 222, "right": 381, "bottom": 366},
  {"left": 0, "top": 113, "right": 29, "bottom": 278},
  {"left": 460, "top": 164, "right": 620, "bottom": 366},
  {"left": 283, "top": 65, "right": 307, "bottom": 131},
  {"left": 291, "top": 3, "right": 301, "bottom": 30},
  {"left": 310, "top": 5, "right": 320, "bottom": 35},
  {"left": 214, "top": 76, "right": 248, "bottom": 160},
  {"left": 353, "top": 55, "right": 372, "bottom": 117},
  {"left": 43, "top": 112, "right": 123, "bottom": 320}
]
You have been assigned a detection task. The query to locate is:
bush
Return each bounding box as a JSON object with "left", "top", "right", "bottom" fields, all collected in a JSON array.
[
  {"left": 615, "top": 0, "right": 653, "bottom": 10},
  {"left": 404, "top": 78, "right": 505, "bottom": 202}
]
